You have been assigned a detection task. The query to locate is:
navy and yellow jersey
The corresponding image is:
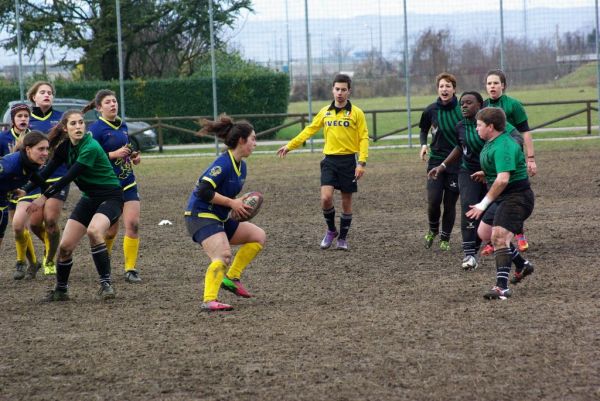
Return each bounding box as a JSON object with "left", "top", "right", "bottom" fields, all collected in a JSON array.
[
  {"left": 419, "top": 96, "right": 462, "bottom": 169},
  {"left": 484, "top": 94, "right": 530, "bottom": 133},
  {"left": 185, "top": 150, "right": 247, "bottom": 222},
  {"left": 50, "top": 132, "right": 120, "bottom": 197},
  {"left": 30, "top": 107, "right": 67, "bottom": 182},
  {"left": 455, "top": 119, "right": 518, "bottom": 173},
  {"left": 0, "top": 128, "right": 20, "bottom": 156},
  {"left": 89, "top": 117, "right": 136, "bottom": 190},
  {"left": 287, "top": 101, "right": 369, "bottom": 163},
  {"left": 480, "top": 132, "right": 529, "bottom": 193},
  {"left": 0, "top": 151, "right": 40, "bottom": 207}
]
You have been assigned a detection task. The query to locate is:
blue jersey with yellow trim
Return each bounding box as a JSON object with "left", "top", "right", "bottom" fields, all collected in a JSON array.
[
  {"left": 89, "top": 117, "right": 136, "bottom": 188},
  {"left": 0, "top": 152, "right": 38, "bottom": 204},
  {"left": 0, "top": 129, "right": 18, "bottom": 156},
  {"left": 185, "top": 150, "right": 247, "bottom": 221},
  {"left": 30, "top": 108, "right": 67, "bottom": 179}
]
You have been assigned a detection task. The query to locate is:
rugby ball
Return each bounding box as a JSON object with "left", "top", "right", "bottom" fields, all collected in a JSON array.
[{"left": 230, "top": 191, "right": 263, "bottom": 222}]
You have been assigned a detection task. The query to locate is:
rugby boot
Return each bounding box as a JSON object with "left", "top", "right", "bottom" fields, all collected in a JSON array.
[
  {"left": 510, "top": 261, "right": 534, "bottom": 285},
  {"left": 124, "top": 269, "right": 142, "bottom": 284},
  {"left": 320, "top": 230, "right": 338, "bottom": 249},
  {"left": 98, "top": 282, "right": 116, "bottom": 300},
  {"left": 43, "top": 288, "right": 70, "bottom": 302},
  {"left": 201, "top": 300, "right": 233, "bottom": 312},
  {"left": 13, "top": 261, "right": 27, "bottom": 280},
  {"left": 461, "top": 255, "right": 478, "bottom": 271},
  {"left": 221, "top": 276, "right": 252, "bottom": 298},
  {"left": 483, "top": 286, "right": 513, "bottom": 300},
  {"left": 424, "top": 231, "right": 436, "bottom": 249},
  {"left": 480, "top": 243, "right": 494, "bottom": 257},
  {"left": 336, "top": 238, "right": 349, "bottom": 251},
  {"left": 515, "top": 233, "right": 529, "bottom": 252},
  {"left": 24, "top": 262, "right": 42, "bottom": 280}
]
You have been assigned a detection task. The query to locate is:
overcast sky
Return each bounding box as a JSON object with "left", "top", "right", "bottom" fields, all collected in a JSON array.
[
  {"left": 1, "top": 0, "right": 597, "bottom": 67},
  {"left": 243, "top": 0, "right": 596, "bottom": 21}
]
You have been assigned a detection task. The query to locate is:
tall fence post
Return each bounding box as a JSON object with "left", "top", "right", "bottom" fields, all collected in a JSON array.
[
  {"left": 372, "top": 111, "right": 378, "bottom": 142},
  {"left": 157, "top": 117, "right": 164, "bottom": 153},
  {"left": 587, "top": 101, "right": 592, "bottom": 135}
]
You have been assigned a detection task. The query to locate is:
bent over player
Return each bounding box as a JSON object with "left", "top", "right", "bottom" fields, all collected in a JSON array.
[{"left": 277, "top": 73, "right": 369, "bottom": 251}]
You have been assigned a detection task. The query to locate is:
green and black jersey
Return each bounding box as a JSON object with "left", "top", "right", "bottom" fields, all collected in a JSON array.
[
  {"left": 455, "top": 119, "right": 518, "bottom": 173},
  {"left": 484, "top": 94, "right": 530, "bottom": 133},
  {"left": 54, "top": 133, "right": 120, "bottom": 197},
  {"left": 419, "top": 96, "right": 462, "bottom": 172},
  {"left": 480, "top": 132, "right": 530, "bottom": 193}
]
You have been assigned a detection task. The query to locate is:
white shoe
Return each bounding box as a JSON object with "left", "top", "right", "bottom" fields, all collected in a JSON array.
[{"left": 461, "top": 255, "right": 478, "bottom": 270}]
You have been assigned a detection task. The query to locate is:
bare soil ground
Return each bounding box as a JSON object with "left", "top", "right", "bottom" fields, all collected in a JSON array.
[{"left": 1, "top": 146, "right": 599, "bottom": 401}]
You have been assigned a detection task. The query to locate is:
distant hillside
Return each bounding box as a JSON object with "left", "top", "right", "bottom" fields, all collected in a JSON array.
[{"left": 556, "top": 62, "right": 599, "bottom": 87}]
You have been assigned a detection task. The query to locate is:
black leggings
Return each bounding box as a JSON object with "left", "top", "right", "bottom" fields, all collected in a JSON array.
[
  {"left": 458, "top": 171, "right": 487, "bottom": 254},
  {"left": 426, "top": 170, "right": 459, "bottom": 240}
]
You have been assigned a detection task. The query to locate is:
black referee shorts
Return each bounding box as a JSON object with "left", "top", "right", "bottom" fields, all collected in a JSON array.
[{"left": 320, "top": 154, "right": 357, "bottom": 193}]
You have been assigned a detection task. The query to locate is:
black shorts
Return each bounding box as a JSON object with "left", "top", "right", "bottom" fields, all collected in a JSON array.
[
  {"left": 482, "top": 189, "right": 535, "bottom": 234},
  {"left": 69, "top": 189, "right": 123, "bottom": 227},
  {"left": 320, "top": 154, "right": 357, "bottom": 193},
  {"left": 185, "top": 216, "right": 239, "bottom": 244}
]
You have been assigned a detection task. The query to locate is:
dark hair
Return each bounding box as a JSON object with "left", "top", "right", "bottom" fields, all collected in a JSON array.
[
  {"left": 436, "top": 72, "right": 457, "bottom": 88},
  {"left": 27, "top": 81, "right": 55, "bottom": 103},
  {"left": 460, "top": 91, "right": 484, "bottom": 106},
  {"left": 47, "top": 109, "right": 85, "bottom": 150},
  {"left": 82, "top": 89, "right": 117, "bottom": 114},
  {"left": 197, "top": 114, "right": 254, "bottom": 149},
  {"left": 332, "top": 73, "right": 352, "bottom": 89},
  {"left": 21, "top": 130, "right": 48, "bottom": 148},
  {"left": 486, "top": 69, "right": 507, "bottom": 87},
  {"left": 476, "top": 108, "right": 506, "bottom": 132}
]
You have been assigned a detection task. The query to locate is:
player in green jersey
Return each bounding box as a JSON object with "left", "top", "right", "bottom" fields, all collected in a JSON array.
[
  {"left": 484, "top": 69, "right": 534, "bottom": 253},
  {"left": 419, "top": 72, "right": 462, "bottom": 251},
  {"left": 466, "top": 108, "right": 535, "bottom": 300},
  {"left": 24, "top": 110, "right": 123, "bottom": 301}
]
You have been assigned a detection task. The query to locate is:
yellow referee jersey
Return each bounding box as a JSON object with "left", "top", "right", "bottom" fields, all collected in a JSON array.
[{"left": 287, "top": 101, "right": 369, "bottom": 163}]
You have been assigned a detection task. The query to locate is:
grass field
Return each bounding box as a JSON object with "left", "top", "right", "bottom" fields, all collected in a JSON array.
[{"left": 275, "top": 84, "right": 599, "bottom": 140}]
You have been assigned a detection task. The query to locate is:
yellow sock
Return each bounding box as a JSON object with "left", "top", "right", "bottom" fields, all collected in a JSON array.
[
  {"left": 105, "top": 236, "right": 116, "bottom": 255},
  {"left": 123, "top": 236, "right": 139, "bottom": 271},
  {"left": 15, "top": 231, "right": 28, "bottom": 262},
  {"left": 24, "top": 230, "right": 37, "bottom": 265},
  {"left": 227, "top": 242, "right": 263, "bottom": 280},
  {"left": 43, "top": 229, "right": 50, "bottom": 259},
  {"left": 203, "top": 260, "right": 226, "bottom": 302}
]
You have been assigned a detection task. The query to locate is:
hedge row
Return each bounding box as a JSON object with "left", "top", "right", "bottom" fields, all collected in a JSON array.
[{"left": 0, "top": 71, "right": 290, "bottom": 142}]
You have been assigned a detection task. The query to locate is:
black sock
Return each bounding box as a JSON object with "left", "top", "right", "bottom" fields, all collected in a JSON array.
[
  {"left": 91, "top": 243, "right": 111, "bottom": 285},
  {"left": 323, "top": 207, "right": 336, "bottom": 232},
  {"left": 462, "top": 241, "right": 477, "bottom": 257},
  {"left": 509, "top": 243, "right": 526, "bottom": 272},
  {"left": 339, "top": 213, "right": 352, "bottom": 240},
  {"left": 440, "top": 230, "right": 451, "bottom": 242},
  {"left": 494, "top": 248, "right": 512, "bottom": 289},
  {"left": 428, "top": 221, "right": 439, "bottom": 235},
  {"left": 56, "top": 259, "right": 73, "bottom": 291}
]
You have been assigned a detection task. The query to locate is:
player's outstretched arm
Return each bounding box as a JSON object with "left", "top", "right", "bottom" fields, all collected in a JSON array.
[{"left": 276, "top": 145, "right": 290, "bottom": 158}]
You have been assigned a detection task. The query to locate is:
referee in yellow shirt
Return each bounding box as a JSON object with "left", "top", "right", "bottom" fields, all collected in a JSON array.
[{"left": 277, "top": 74, "right": 369, "bottom": 251}]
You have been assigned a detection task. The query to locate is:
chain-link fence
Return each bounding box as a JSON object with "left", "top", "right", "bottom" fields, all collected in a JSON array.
[{"left": 225, "top": 0, "right": 599, "bottom": 103}]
